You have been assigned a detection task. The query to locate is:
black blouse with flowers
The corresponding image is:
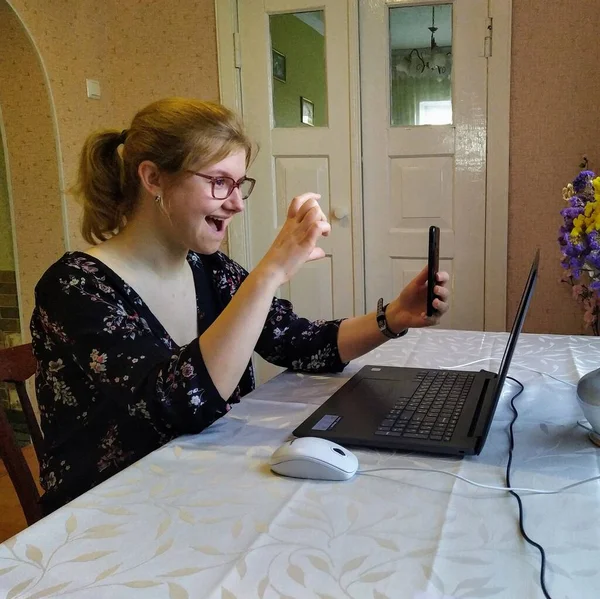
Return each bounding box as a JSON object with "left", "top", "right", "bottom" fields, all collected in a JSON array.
[{"left": 31, "top": 251, "right": 347, "bottom": 512}]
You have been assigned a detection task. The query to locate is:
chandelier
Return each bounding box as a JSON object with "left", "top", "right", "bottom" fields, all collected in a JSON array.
[{"left": 396, "top": 6, "right": 451, "bottom": 79}]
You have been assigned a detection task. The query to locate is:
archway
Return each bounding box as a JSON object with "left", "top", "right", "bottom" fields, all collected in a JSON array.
[{"left": 0, "top": 0, "right": 65, "bottom": 348}]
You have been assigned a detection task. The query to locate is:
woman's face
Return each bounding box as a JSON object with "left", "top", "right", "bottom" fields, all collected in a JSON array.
[{"left": 163, "top": 150, "right": 248, "bottom": 255}]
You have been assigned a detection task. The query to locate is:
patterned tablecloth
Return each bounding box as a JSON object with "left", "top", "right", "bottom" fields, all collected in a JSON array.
[{"left": 1, "top": 329, "right": 600, "bottom": 599}]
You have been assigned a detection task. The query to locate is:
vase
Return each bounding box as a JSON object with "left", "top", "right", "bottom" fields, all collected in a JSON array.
[{"left": 576, "top": 368, "right": 600, "bottom": 446}]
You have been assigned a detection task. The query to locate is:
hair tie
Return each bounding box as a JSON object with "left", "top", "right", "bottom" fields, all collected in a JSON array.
[{"left": 118, "top": 129, "right": 128, "bottom": 145}]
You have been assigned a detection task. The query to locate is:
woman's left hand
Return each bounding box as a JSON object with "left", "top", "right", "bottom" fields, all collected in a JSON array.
[{"left": 385, "top": 267, "right": 450, "bottom": 333}]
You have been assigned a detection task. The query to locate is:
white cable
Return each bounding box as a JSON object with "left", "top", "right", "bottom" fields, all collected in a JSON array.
[
  {"left": 357, "top": 466, "right": 600, "bottom": 495},
  {"left": 444, "top": 357, "right": 578, "bottom": 387},
  {"left": 578, "top": 419, "right": 594, "bottom": 432}
]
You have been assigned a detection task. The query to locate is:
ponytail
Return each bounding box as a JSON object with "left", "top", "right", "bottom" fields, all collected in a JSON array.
[{"left": 75, "top": 130, "right": 131, "bottom": 244}]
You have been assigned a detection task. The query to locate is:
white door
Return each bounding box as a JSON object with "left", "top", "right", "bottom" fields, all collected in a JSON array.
[
  {"left": 237, "top": 0, "right": 356, "bottom": 381},
  {"left": 361, "top": 0, "right": 489, "bottom": 330}
]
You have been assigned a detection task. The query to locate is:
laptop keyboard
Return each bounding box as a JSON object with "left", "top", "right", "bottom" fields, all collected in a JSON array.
[{"left": 375, "top": 370, "right": 474, "bottom": 442}]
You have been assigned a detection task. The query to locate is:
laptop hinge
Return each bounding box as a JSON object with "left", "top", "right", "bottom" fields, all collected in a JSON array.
[{"left": 467, "top": 377, "right": 494, "bottom": 438}]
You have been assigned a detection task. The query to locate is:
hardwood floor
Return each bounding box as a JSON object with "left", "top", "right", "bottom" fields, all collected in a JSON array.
[{"left": 0, "top": 445, "right": 41, "bottom": 543}]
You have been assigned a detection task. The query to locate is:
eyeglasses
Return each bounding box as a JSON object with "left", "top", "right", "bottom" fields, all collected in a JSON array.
[{"left": 188, "top": 171, "right": 256, "bottom": 200}]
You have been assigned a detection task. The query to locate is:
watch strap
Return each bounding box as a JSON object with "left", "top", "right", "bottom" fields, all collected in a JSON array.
[{"left": 376, "top": 298, "right": 408, "bottom": 339}]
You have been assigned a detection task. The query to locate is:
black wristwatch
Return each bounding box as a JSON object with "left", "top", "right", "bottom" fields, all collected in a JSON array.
[{"left": 376, "top": 298, "right": 408, "bottom": 339}]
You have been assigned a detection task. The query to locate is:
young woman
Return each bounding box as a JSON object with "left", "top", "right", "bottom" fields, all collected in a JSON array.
[{"left": 31, "top": 97, "right": 450, "bottom": 512}]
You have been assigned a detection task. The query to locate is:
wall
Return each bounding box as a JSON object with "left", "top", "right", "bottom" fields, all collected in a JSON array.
[
  {"left": 109, "top": 1, "right": 219, "bottom": 123},
  {"left": 509, "top": 0, "right": 600, "bottom": 334},
  {"left": 0, "top": 134, "right": 20, "bottom": 353},
  {"left": 8, "top": 0, "right": 115, "bottom": 254},
  {"left": 0, "top": 134, "right": 15, "bottom": 271},
  {"left": 270, "top": 14, "right": 327, "bottom": 128},
  {"left": 2, "top": 0, "right": 222, "bottom": 338},
  {"left": 8, "top": 0, "right": 220, "bottom": 252},
  {"left": 106, "top": 1, "right": 222, "bottom": 248},
  {"left": 0, "top": 2, "right": 65, "bottom": 339}
]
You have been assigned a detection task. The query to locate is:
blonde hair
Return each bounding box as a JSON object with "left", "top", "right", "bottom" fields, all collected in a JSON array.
[{"left": 74, "top": 97, "right": 253, "bottom": 244}]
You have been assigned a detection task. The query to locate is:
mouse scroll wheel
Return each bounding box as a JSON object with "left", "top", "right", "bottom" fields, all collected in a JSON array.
[{"left": 332, "top": 447, "right": 345, "bottom": 456}]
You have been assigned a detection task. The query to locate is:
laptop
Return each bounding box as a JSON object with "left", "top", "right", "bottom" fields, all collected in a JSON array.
[{"left": 293, "top": 250, "right": 540, "bottom": 456}]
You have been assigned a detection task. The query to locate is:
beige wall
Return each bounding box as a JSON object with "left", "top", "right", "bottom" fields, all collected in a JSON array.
[
  {"left": 2, "top": 0, "right": 220, "bottom": 335},
  {"left": 0, "top": 2, "right": 65, "bottom": 333},
  {"left": 508, "top": 0, "right": 600, "bottom": 334},
  {"left": 0, "top": 135, "right": 15, "bottom": 271},
  {"left": 8, "top": 0, "right": 219, "bottom": 251}
]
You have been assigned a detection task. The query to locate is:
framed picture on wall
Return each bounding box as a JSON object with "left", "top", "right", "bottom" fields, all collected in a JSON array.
[
  {"left": 272, "top": 49, "right": 286, "bottom": 82},
  {"left": 300, "top": 96, "right": 314, "bottom": 126}
]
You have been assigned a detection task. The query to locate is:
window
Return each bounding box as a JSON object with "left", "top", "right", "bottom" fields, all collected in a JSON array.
[{"left": 418, "top": 100, "right": 452, "bottom": 125}]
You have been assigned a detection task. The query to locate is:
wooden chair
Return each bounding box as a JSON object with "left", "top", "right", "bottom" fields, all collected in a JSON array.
[{"left": 0, "top": 343, "right": 43, "bottom": 525}]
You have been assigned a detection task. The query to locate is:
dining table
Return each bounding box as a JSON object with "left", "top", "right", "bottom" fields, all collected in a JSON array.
[{"left": 1, "top": 328, "right": 600, "bottom": 599}]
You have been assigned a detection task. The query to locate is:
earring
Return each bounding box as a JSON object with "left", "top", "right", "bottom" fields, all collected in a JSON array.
[{"left": 154, "top": 194, "right": 162, "bottom": 205}]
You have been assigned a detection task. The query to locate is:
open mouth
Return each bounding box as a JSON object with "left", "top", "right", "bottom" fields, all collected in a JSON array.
[{"left": 206, "top": 216, "right": 225, "bottom": 233}]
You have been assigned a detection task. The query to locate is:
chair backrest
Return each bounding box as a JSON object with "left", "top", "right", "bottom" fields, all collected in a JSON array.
[{"left": 0, "top": 343, "right": 43, "bottom": 525}]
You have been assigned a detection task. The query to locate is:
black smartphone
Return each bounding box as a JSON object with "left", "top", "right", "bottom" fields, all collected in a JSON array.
[{"left": 427, "top": 225, "right": 440, "bottom": 317}]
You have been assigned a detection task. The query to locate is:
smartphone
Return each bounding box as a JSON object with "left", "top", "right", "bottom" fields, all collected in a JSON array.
[{"left": 427, "top": 225, "right": 440, "bottom": 317}]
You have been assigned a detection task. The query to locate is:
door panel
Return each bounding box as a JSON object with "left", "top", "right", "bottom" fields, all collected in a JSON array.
[
  {"left": 239, "top": 0, "right": 354, "bottom": 382},
  {"left": 362, "top": 0, "right": 488, "bottom": 330}
]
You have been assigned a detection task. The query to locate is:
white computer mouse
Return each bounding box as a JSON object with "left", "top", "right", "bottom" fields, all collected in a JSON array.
[{"left": 270, "top": 437, "right": 359, "bottom": 481}]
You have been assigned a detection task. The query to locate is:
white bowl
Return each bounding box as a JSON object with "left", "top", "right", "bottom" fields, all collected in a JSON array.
[
  {"left": 576, "top": 397, "right": 600, "bottom": 445},
  {"left": 576, "top": 368, "right": 600, "bottom": 446}
]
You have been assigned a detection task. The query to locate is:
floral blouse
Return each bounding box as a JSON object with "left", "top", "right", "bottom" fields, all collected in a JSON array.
[{"left": 31, "top": 251, "right": 347, "bottom": 513}]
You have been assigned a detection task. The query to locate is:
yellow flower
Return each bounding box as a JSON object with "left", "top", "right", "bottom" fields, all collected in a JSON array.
[
  {"left": 594, "top": 177, "right": 600, "bottom": 202},
  {"left": 571, "top": 214, "right": 586, "bottom": 238}
]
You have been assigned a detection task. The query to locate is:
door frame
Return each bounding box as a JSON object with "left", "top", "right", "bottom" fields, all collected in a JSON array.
[
  {"left": 484, "top": 0, "right": 511, "bottom": 331},
  {"left": 214, "top": 0, "right": 510, "bottom": 331}
]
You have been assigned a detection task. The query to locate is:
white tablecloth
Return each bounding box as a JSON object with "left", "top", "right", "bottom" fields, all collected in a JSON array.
[{"left": 1, "top": 329, "right": 600, "bottom": 599}]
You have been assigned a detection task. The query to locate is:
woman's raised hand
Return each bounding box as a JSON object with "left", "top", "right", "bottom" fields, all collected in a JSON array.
[{"left": 256, "top": 193, "right": 330, "bottom": 285}]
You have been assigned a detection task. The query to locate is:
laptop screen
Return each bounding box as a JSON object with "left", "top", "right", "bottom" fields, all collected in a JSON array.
[{"left": 494, "top": 249, "right": 540, "bottom": 392}]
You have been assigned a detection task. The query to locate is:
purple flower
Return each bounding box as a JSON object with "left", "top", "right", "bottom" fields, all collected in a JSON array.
[
  {"left": 589, "top": 230, "right": 600, "bottom": 251},
  {"left": 561, "top": 206, "right": 584, "bottom": 221},
  {"left": 587, "top": 250, "right": 600, "bottom": 270},
  {"left": 573, "top": 170, "right": 596, "bottom": 193},
  {"left": 559, "top": 169, "right": 600, "bottom": 332},
  {"left": 568, "top": 195, "right": 586, "bottom": 209},
  {"left": 564, "top": 242, "right": 584, "bottom": 258}
]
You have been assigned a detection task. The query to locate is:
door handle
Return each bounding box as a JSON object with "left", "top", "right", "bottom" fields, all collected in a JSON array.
[{"left": 332, "top": 207, "right": 349, "bottom": 220}]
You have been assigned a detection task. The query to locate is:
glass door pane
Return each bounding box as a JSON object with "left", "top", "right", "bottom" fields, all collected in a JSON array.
[
  {"left": 390, "top": 4, "right": 453, "bottom": 126},
  {"left": 270, "top": 11, "right": 328, "bottom": 128}
]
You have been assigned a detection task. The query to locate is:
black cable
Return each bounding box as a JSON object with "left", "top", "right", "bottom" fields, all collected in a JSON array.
[{"left": 505, "top": 376, "right": 553, "bottom": 599}]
